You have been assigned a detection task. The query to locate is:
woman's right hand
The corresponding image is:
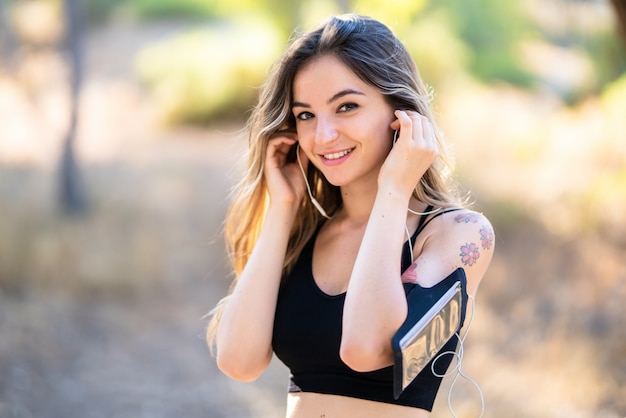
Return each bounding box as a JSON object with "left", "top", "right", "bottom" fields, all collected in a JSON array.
[
  {"left": 381, "top": 110, "right": 439, "bottom": 200},
  {"left": 264, "top": 132, "right": 307, "bottom": 209}
]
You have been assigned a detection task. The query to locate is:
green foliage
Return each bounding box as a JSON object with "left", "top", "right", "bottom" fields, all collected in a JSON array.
[
  {"left": 111, "top": 0, "right": 301, "bottom": 35},
  {"left": 352, "top": 0, "right": 428, "bottom": 31},
  {"left": 126, "top": 0, "right": 622, "bottom": 124},
  {"left": 470, "top": 48, "right": 536, "bottom": 87},
  {"left": 134, "top": 16, "right": 284, "bottom": 125},
  {"left": 82, "top": 0, "right": 126, "bottom": 23},
  {"left": 79, "top": 0, "right": 239, "bottom": 24},
  {"left": 529, "top": 4, "right": 626, "bottom": 103},
  {"left": 298, "top": 0, "right": 344, "bottom": 30},
  {"left": 578, "top": 29, "right": 626, "bottom": 95},
  {"left": 402, "top": 9, "right": 469, "bottom": 87},
  {"left": 123, "top": 0, "right": 218, "bottom": 21},
  {"left": 423, "top": 0, "right": 535, "bottom": 87}
]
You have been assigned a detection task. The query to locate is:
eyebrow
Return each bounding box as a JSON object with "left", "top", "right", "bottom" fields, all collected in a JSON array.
[{"left": 292, "top": 89, "right": 365, "bottom": 109}]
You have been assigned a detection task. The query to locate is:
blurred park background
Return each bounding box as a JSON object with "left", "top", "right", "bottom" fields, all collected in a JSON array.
[{"left": 1, "top": 0, "right": 625, "bottom": 417}]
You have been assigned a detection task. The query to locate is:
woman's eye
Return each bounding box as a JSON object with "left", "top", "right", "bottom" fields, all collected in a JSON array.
[
  {"left": 297, "top": 111, "right": 314, "bottom": 121},
  {"left": 338, "top": 103, "right": 358, "bottom": 113}
]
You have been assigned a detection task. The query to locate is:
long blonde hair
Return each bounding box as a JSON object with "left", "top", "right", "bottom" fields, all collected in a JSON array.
[{"left": 207, "top": 14, "right": 462, "bottom": 350}]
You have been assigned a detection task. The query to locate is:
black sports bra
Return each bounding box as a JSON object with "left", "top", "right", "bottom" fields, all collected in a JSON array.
[{"left": 272, "top": 207, "right": 463, "bottom": 411}]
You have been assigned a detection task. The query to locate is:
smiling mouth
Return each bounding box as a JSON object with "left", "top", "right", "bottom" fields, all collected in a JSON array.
[{"left": 322, "top": 148, "right": 354, "bottom": 160}]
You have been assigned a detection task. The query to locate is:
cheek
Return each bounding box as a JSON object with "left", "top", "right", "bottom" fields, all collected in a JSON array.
[
  {"left": 377, "top": 140, "right": 394, "bottom": 163},
  {"left": 372, "top": 124, "right": 394, "bottom": 153},
  {"left": 294, "top": 125, "right": 317, "bottom": 161},
  {"left": 295, "top": 122, "right": 314, "bottom": 143}
]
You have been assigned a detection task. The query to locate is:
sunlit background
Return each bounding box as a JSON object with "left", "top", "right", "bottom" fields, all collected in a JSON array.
[{"left": 1, "top": 0, "right": 625, "bottom": 417}]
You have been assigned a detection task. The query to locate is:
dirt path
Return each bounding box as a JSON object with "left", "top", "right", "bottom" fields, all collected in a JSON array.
[{"left": 2, "top": 284, "right": 288, "bottom": 418}]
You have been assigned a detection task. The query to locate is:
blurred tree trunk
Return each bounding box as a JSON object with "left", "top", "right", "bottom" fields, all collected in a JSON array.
[
  {"left": 59, "top": 0, "right": 88, "bottom": 215},
  {"left": 0, "top": 0, "right": 17, "bottom": 69},
  {"left": 610, "top": 0, "right": 626, "bottom": 45}
]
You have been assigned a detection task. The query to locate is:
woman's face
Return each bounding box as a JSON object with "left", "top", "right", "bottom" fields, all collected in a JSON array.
[{"left": 291, "top": 54, "right": 395, "bottom": 188}]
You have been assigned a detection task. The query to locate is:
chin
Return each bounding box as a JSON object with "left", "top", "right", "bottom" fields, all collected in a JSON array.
[{"left": 322, "top": 175, "right": 350, "bottom": 188}]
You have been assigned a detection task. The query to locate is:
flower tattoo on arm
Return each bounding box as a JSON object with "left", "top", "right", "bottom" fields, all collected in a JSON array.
[
  {"left": 455, "top": 212, "right": 493, "bottom": 267},
  {"left": 455, "top": 213, "right": 479, "bottom": 224},
  {"left": 460, "top": 243, "right": 480, "bottom": 266},
  {"left": 480, "top": 225, "right": 494, "bottom": 250}
]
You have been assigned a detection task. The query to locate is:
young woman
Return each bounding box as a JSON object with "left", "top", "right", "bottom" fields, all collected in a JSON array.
[{"left": 207, "top": 14, "right": 494, "bottom": 417}]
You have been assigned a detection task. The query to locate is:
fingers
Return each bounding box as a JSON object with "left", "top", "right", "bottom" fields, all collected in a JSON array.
[
  {"left": 266, "top": 133, "right": 298, "bottom": 164},
  {"left": 391, "top": 110, "right": 437, "bottom": 152},
  {"left": 270, "top": 129, "right": 298, "bottom": 142},
  {"left": 394, "top": 110, "right": 418, "bottom": 143},
  {"left": 263, "top": 133, "right": 307, "bottom": 206},
  {"left": 267, "top": 134, "right": 297, "bottom": 152}
]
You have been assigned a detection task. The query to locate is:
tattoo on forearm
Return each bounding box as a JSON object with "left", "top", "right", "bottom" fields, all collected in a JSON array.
[
  {"left": 460, "top": 242, "right": 480, "bottom": 266},
  {"left": 480, "top": 225, "right": 494, "bottom": 250},
  {"left": 455, "top": 213, "right": 479, "bottom": 224}
]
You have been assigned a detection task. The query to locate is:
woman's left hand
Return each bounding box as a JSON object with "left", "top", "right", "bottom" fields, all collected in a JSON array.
[{"left": 380, "top": 110, "right": 439, "bottom": 199}]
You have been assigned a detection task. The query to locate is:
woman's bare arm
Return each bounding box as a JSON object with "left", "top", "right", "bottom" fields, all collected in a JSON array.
[
  {"left": 215, "top": 203, "right": 296, "bottom": 381},
  {"left": 215, "top": 135, "right": 305, "bottom": 381}
]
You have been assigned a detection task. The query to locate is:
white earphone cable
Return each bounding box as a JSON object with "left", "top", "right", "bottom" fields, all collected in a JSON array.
[
  {"left": 431, "top": 294, "right": 485, "bottom": 418},
  {"left": 296, "top": 144, "right": 331, "bottom": 219}
]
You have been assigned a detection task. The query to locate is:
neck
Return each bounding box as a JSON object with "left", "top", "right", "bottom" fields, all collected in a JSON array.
[
  {"left": 336, "top": 181, "right": 378, "bottom": 225},
  {"left": 335, "top": 182, "right": 433, "bottom": 228}
]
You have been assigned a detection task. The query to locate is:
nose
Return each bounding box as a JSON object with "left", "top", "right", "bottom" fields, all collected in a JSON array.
[{"left": 314, "top": 117, "right": 338, "bottom": 144}]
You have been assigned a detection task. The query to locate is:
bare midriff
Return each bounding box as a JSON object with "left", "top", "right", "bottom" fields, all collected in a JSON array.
[{"left": 286, "top": 392, "right": 431, "bottom": 418}]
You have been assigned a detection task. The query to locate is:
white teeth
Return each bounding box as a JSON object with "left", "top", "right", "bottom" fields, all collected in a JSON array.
[{"left": 324, "top": 149, "right": 351, "bottom": 160}]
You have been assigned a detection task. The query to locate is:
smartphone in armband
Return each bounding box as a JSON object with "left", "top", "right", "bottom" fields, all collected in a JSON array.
[{"left": 391, "top": 268, "right": 468, "bottom": 400}]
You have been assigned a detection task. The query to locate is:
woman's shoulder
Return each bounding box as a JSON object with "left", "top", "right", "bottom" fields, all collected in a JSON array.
[
  {"left": 441, "top": 208, "right": 492, "bottom": 230},
  {"left": 419, "top": 208, "right": 495, "bottom": 285},
  {"left": 431, "top": 208, "right": 494, "bottom": 249},
  {"left": 400, "top": 206, "right": 494, "bottom": 290}
]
